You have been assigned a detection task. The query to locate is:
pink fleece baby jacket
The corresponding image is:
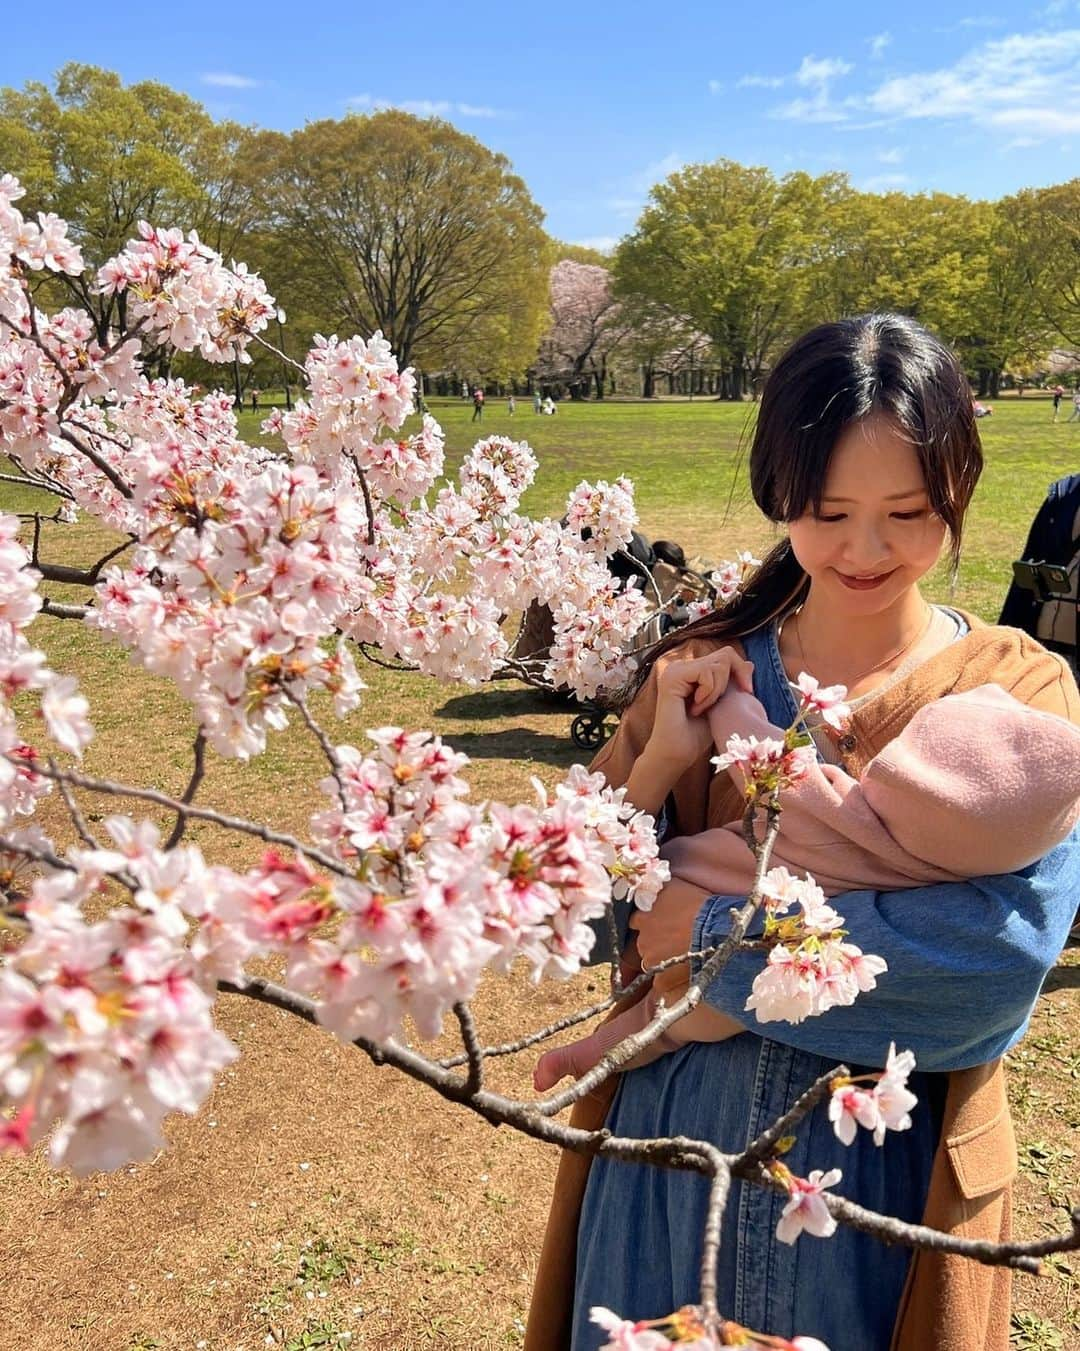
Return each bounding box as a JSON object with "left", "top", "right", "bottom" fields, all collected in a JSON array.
[{"left": 660, "top": 684, "right": 1080, "bottom": 898}]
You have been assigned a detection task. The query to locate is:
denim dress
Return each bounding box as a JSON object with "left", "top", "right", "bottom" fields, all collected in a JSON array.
[{"left": 572, "top": 620, "right": 1080, "bottom": 1351}]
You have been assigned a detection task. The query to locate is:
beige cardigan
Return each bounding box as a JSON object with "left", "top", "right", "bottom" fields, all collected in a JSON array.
[{"left": 523, "top": 616, "right": 1080, "bottom": 1351}]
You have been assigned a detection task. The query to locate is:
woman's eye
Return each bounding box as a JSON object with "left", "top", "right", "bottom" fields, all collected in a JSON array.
[
  {"left": 815, "top": 513, "right": 846, "bottom": 523},
  {"left": 891, "top": 510, "right": 927, "bottom": 521}
]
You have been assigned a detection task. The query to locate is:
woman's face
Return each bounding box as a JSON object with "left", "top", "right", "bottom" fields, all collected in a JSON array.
[{"left": 787, "top": 414, "right": 948, "bottom": 615}]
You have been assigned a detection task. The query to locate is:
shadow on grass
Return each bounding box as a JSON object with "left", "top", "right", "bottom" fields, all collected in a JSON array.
[
  {"left": 445, "top": 727, "right": 583, "bottom": 764},
  {"left": 1043, "top": 961, "right": 1080, "bottom": 994},
  {"left": 435, "top": 686, "right": 576, "bottom": 721}
]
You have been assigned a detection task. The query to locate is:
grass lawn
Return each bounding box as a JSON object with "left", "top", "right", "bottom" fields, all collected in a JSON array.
[{"left": 1, "top": 395, "right": 1078, "bottom": 1351}]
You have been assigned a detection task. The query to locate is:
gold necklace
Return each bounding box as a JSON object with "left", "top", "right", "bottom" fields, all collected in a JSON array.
[{"left": 786, "top": 603, "right": 935, "bottom": 692}]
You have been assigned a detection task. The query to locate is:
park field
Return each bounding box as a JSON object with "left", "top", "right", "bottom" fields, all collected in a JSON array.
[{"left": 0, "top": 395, "right": 1077, "bottom": 1351}]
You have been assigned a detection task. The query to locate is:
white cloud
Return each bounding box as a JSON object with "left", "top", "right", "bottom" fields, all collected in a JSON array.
[
  {"left": 737, "top": 73, "right": 785, "bottom": 89},
  {"left": 861, "top": 172, "right": 912, "bottom": 192},
  {"left": 869, "top": 32, "right": 892, "bottom": 60},
  {"left": 772, "top": 53, "right": 854, "bottom": 122},
  {"left": 863, "top": 29, "right": 1080, "bottom": 137},
  {"left": 571, "top": 236, "right": 619, "bottom": 253},
  {"left": 606, "top": 153, "right": 687, "bottom": 223},
  {"left": 708, "top": 79, "right": 724, "bottom": 94},
  {"left": 795, "top": 55, "right": 854, "bottom": 87},
  {"left": 877, "top": 147, "right": 905, "bottom": 163},
  {"left": 1004, "top": 135, "right": 1041, "bottom": 150},
  {"left": 201, "top": 72, "right": 260, "bottom": 89},
  {"left": 346, "top": 94, "right": 504, "bottom": 118}
]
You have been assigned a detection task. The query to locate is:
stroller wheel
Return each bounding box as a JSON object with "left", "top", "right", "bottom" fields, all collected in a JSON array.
[{"left": 570, "top": 711, "right": 609, "bottom": 750}]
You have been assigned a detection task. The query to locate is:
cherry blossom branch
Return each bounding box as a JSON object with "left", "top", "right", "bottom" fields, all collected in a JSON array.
[
  {"left": 435, "top": 947, "right": 728, "bottom": 1070},
  {"left": 57, "top": 426, "right": 134, "bottom": 501},
  {"left": 223, "top": 974, "right": 1080, "bottom": 1281},
  {"left": 735, "top": 1067, "right": 843, "bottom": 1170},
  {"left": 531, "top": 806, "right": 781, "bottom": 1117},
  {"left": 453, "top": 1001, "right": 485, "bottom": 1094},
  {"left": 283, "top": 689, "right": 346, "bottom": 809},
  {"left": 33, "top": 539, "right": 133, "bottom": 586},
  {"left": 0, "top": 472, "right": 69, "bottom": 497},
  {"left": 164, "top": 730, "right": 208, "bottom": 850},
  {"left": 252, "top": 330, "right": 307, "bottom": 376},
  {"left": 699, "top": 1162, "right": 733, "bottom": 1328},
  {"left": 50, "top": 756, "right": 100, "bottom": 849},
  {"left": 38, "top": 599, "right": 90, "bottom": 620},
  {"left": 347, "top": 452, "right": 376, "bottom": 545},
  {"left": 3, "top": 754, "right": 354, "bottom": 880}
]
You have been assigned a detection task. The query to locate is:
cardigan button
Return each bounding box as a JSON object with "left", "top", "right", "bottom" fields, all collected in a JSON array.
[{"left": 838, "top": 733, "right": 857, "bottom": 753}]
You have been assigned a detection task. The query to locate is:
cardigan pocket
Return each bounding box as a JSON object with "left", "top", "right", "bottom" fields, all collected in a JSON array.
[{"left": 944, "top": 1105, "right": 1018, "bottom": 1199}]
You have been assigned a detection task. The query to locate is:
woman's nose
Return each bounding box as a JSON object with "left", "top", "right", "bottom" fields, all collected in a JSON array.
[{"left": 843, "top": 523, "right": 890, "bottom": 568}]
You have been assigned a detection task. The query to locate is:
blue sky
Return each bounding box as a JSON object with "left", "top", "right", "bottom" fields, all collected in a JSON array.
[{"left": 5, "top": 1, "right": 1079, "bottom": 250}]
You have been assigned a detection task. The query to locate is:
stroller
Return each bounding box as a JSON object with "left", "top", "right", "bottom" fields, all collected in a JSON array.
[
  {"left": 999, "top": 472, "right": 1080, "bottom": 675},
  {"left": 513, "top": 532, "right": 716, "bottom": 750}
]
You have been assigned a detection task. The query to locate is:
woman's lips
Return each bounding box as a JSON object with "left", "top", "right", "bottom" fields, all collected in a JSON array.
[{"left": 836, "top": 569, "right": 897, "bottom": 591}]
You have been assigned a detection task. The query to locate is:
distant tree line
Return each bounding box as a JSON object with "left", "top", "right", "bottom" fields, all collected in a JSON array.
[{"left": 2, "top": 65, "right": 1076, "bottom": 404}]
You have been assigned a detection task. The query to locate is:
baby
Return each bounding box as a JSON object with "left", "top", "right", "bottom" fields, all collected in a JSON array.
[{"left": 534, "top": 684, "right": 1080, "bottom": 1089}]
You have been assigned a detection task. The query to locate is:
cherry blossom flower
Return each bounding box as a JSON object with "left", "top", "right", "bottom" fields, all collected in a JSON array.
[{"left": 774, "top": 1167, "right": 842, "bottom": 1244}]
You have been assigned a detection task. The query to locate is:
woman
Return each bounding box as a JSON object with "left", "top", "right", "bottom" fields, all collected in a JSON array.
[{"left": 525, "top": 314, "right": 1080, "bottom": 1351}]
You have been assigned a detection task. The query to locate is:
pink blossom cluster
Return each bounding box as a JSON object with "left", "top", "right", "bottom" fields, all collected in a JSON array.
[
  {"left": 828, "top": 1043, "right": 918, "bottom": 1146},
  {"left": 591, "top": 1306, "right": 829, "bottom": 1350},
  {"left": 283, "top": 331, "right": 417, "bottom": 471},
  {"left": 0, "top": 819, "right": 237, "bottom": 1176},
  {"left": 89, "top": 456, "right": 368, "bottom": 758},
  {"left": 564, "top": 476, "right": 637, "bottom": 557},
  {"left": 98, "top": 221, "right": 276, "bottom": 362},
  {"left": 0, "top": 174, "right": 82, "bottom": 328},
  {"left": 0, "top": 517, "right": 92, "bottom": 827},
  {"left": 743, "top": 870, "right": 887, "bottom": 1026},
  {"left": 744, "top": 934, "right": 888, "bottom": 1025},
  {"left": 712, "top": 733, "right": 816, "bottom": 799},
  {"left": 288, "top": 730, "right": 668, "bottom": 1042}
]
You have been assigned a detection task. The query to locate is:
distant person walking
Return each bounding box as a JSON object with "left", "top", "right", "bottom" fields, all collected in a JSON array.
[
  {"left": 1053, "top": 386, "right": 1065, "bottom": 420},
  {"left": 507, "top": 393, "right": 516, "bottom": 416},
  {"left": 461, "top": 379, "right": 470, "bottom": 400},
  {"left": 1069, "top": 391, "right": 1080, "bottom": 423},
  {"left": 251, "top": 388, "right": 260, "bottom": 412},
  {"left": 472, "top": 387, "right": 485, "bottom": 422},
  {"left": 533, "top": 389, "right": 543, "bottom": 414}
]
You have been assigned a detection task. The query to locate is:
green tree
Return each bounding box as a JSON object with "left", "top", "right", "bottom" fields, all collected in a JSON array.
[
  {"left": 0, "top": 64, "right": 275, "bottom": 346},
  {"left": 1007, "top": 180, "right": 1080, "bottom": 349},
  {"left": 270, "top": 111, "right": 551, "bottom": 377},
  {"left": 614, "top": 161, "right": 843, "bottom": 398}
]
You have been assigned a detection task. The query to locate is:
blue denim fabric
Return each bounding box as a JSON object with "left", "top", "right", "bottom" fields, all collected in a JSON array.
[{"left": 571, "top": 617, "right": 1080, "bottom": 1350}]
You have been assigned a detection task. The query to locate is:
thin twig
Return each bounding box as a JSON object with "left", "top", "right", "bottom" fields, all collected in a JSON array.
[
  {"left": 50, "top": 757, "right": 100, "bottom": 848},
  {"left": 735, "top": 1067, "right": 845, "bottom": 1169},
  {"left": 38, "top": 600, "right": 90, "bottom": 621},
  {"left": 453, "top": 1002, "right": 485, "bottom": 1095},
  {"left": 283, "top": 690, "right": 346, "bottom": 809},
  {"left": 57, "top": 426, "right": 134, "bottom": 500},
  {"left": 164, "top": 731, "right": 208, "bottom": 850},
  {"left": 3, "top": 753, "right": 354, "bottom": 880},
  {"left": 348, "top": 453, "right": 376, "bottom": 545},
  {"left": 531, "top": 809, "right": 782, "bottom": 1117},
  {"left": 698, "top": 1162, "right": 732, "bottom": 1327},
  {"left": 0, "top": 473, "right": 67, "bottom": 497}
]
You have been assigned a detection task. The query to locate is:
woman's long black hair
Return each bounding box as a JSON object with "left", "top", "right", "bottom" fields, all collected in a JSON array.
[{"left": 625, "top": 312, "right": 984, "bottom": 701}]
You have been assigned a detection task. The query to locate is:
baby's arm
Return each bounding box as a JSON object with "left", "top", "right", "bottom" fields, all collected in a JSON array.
[{"left": 532, "top": 978, "right": 741, "bottom": 1090}]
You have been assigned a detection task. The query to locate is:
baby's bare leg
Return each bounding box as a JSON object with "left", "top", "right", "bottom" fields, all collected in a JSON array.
[{"left": 533, "top": 979, "right": 743, "bottom": 1090}]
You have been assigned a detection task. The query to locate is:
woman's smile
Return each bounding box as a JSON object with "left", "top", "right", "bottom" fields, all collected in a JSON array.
[{"left": 835, "top": 568, "right": 899, "bottom": 591}]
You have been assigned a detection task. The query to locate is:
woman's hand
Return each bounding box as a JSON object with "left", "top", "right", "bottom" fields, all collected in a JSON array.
[{"left": 647, "top": 649, "right": 756, "bottom": 774}]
